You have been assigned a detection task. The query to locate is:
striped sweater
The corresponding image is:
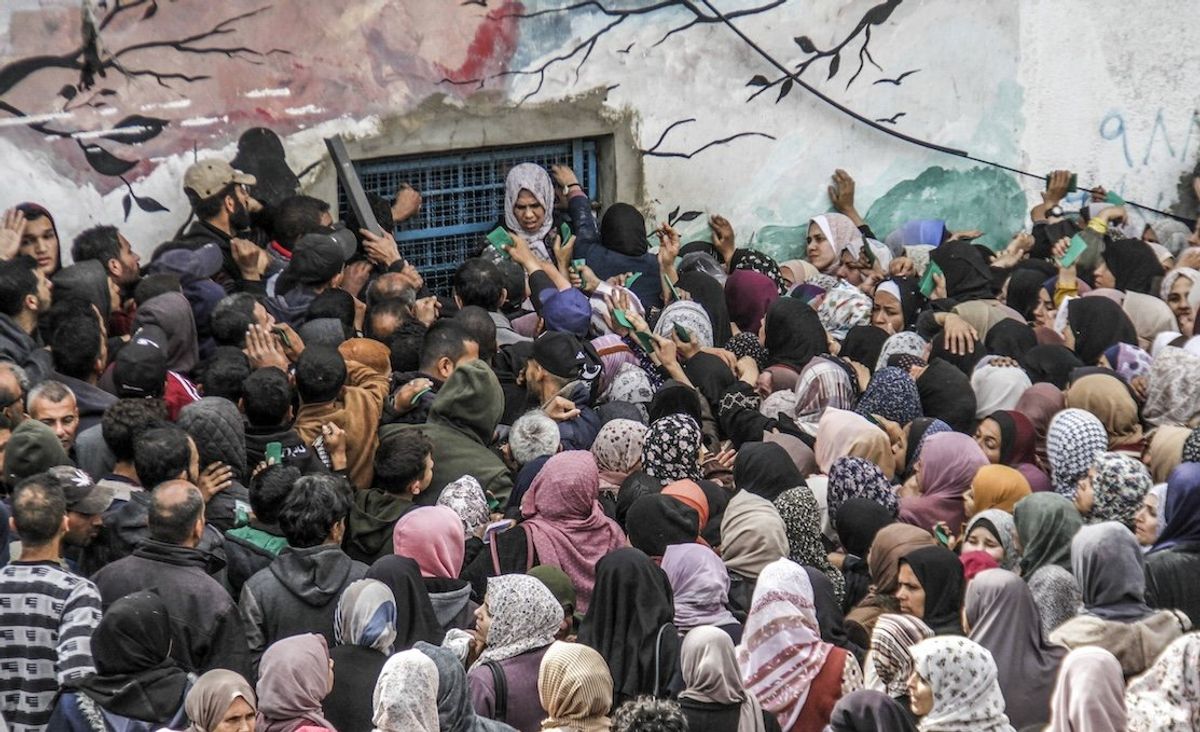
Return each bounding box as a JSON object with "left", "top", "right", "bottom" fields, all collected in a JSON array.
[{"left": 0, "top": 561, "right": 102, "bottom": 732}]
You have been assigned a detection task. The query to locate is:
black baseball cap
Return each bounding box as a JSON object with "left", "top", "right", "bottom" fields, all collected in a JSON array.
[
  {"left": 287, "top": 230, "right": 349, "bottom": 285},
  {"left": 115, "top": 326, "right": 169, "bottom": 397},
  {"left": 532, "top": 331, "right": 586, "bottom": 380}
]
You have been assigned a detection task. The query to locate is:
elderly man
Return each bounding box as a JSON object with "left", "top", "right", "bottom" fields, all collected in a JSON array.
[{"left": 26, "top": 381, "right": 80, "bottom": 452}]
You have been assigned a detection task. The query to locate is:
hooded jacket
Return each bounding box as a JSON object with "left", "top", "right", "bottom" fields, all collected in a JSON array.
[
  {"left": 380, "top": 359, "right": 513, "bottom": 505},
  {"left": 244, "top": 422, "right": 325, "bottom": 474},
  {"left": 239, "top": 543, "right": 367, "bottom": 669},
  {"left": 52, "top": 260, "right": 112, "bottom": 321},
  {"left": 176, "top": 397, "right": 252, "bottom": 531},
  {"left": 344, "top": 489, "right": 413, "bottom": 564},
  {"left": 555, "top": 379, "right": 601, "bottom": 451},
  {"left": 91, "top": 538, "right": 249, "bottom": 677},
  {"left": 293, "top": 345, "right": 390, "bottom": 491},
  {"left": 0, "top": 311, "right": 53, "bottom": 385},
  {"left": 132, "top": 292, "right": 199, "bottom": 376}
]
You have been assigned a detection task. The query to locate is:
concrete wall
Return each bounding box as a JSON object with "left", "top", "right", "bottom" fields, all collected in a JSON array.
[{"left": 1, "top": 0, "right": 1197, "bottom": 262}]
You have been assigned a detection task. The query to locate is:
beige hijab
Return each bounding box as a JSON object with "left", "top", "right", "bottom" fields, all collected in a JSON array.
[
  {"left": 720, "top": 490, "right": 789, "bottom": 579},
  {"left": 1147, "top": 427, "right": 1191, "bottom": 483},
  {"left": 539, "top": 642, "right": 613, "bottom": 732},
  {"left": 185, "top": 670, "right": 256, "bottom": 732},
  {"left": 679, "top": 625, "right": 766, "bottom": 732}
]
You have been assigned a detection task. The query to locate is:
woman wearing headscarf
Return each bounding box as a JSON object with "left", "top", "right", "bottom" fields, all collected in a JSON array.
[
  {"left": 1122, "top": 291, "right": 1177, "bottom": 351},
  {"left": 895, "top": 546, "right": 964, "bottom": 636},
  {"left": 969, "top": 363, "right": 1031, "bottom": 420},
  {"left": 907, "top": 636, "right": 1015, "bottom": 732},
  {"left": 1013, "top": 382, "right": 1064, "bottom": 468},
  {"left": 964, "top": 466, "right": 1031, "bottom": 518},
  {"left": 1161, "top": 266, "right": 1199, "bottom": 333},
  {"left": 720, "top": 487, "right": 789, "bottom": 616},
  {"left": 1135, "top": 484, "right": 1169, "bottom": 550},
  {"left": 898, "top": 432, "right": 988, "bottom": 536},
  {"left": 466, "top": 574, "right": 562, "bottom": 731},
  {"left": 1013, "top": 492, "right": 1081, "bottom": 577},
  {"left": 662, "top": 543, "right": 742, "bottom": 641},
  {"left": 874, "top": 331, "right": 928, "bottom": 373},
  {"left": 1095, "top": 237, "right": 1163, "bottom": 295},
  {"left": 677, "top": 270, "right": 733, "bottom": 346},
  {"left": 665, "top": 478, "right": 727, "bottom": 545},
  {"left": 737, "top": 558, "right": 863, "bottom": 732},
  {"left": 1064, "top": 295, "right": 1138, "bottom": 366},
  {"left": 1143, "top": 346, "right": 1200, "bottom": 428},
  {"left": 900, "top": 419, "right": 952, "bottom": 481},
  {"left": 1003, "top": 268, "right": 1050, "bottom": 324},
  {"left": 807, "top": 213, "right": 866, "bottom": 277},
  {"left": 761, "top": 298, "right": 828, "bottom": 395},
  {"left": 861, "top": 613, "right": 932, "bottom": 719},
  {"left": 371, "top": 649, "right": 440, "bottom": 732},
  {"left": 625, "top": 492, "right": 701, "bottom": 558},
  {"left": 855, "top": 367, "right": 922, "bottom": 426},
  {"left": 590, "top": 418, "right": 647, "bottom": 495},
  {"left": 502, "top": 163, "right": 556, "bottom": 261},
  {"left": 815, "top": 409, "right": 896, "bottom": 478},
  {"left": 181, "top": 670, "right": 256, "bottom": 732},
  {"left": 1045, "top": 408, "right": 1108, "bottom": 496},
  {"left": 537, "top": 642, "right": 614, "bottom": 732},
  {"left": 913, "top": 358, "right": 977, "bottom": 434},
  {"left": 1046, "top": 647, "right": 1126, "bottom": 732},
  {"left": 256, "top": 634, "right": 336, "bottom": 732},
  {"left": 416, "top": 642, "right": 517, "bottom": 732},
  {"left": 1145, "top": 463, "right": 1200, "bottom": 626},
  {"left": 983, "top": 318, "right": 1038, "bottom": 361},
  {"left": 972, "top": 410, "right": 1050, "bottom": 493},
  {"left": 678, "top": 625, "right": 780, "bottom": 732},
  {"left": 927, "top": 240, "right": 1019, "bottom": 342},
  {"left": 733, "top": 442, "right": 805, "bottom": 503},
  {"left": 51, "top": 591, "right": 191, "bottom": 731},
  {"left": 961, "top": 509, "right": 1020, "bottom": 570},
  {"left": 844, "top": 524, "right": 936, "bottom": 643},
  {"left": 725, "top": 269, "right": 780, "bottom": 337},
  {"left": 437, "top": 475, "right": 493, "bottom": 541},
  {"left": 775, "top": 486, "right": 846, "bottom": 605},
  {"left": 963, "top": 569, "right": 1064, "bottom": 729},
  {"left": 1124, "top": 634, "right": 1200, "bottom": 732},
  {"left": 1050, "top": 522, "right": 1190, "bottom": 676},
  {"left": 840, "top": 326, "right": 890, "bottom": 378},
  {"left": 834, "top": 499, "right": 895, "bottom": 613},
  {"left": 818, "top": 287, "right": 873, "bottom": 343},
  {"left": 364, "top": 555, "right": 447, "bottom": 647},
  {"left": 827, "top": 457, "right": 898, "bottom": 525},
  {"left": 793, "top": 358, "right": 858, "bottom": 433},
  {"left": 871, "top": 278, "right": 923, "bottom": 335},
  {"left": 325, "top": 579, "right": 401, "bottom": 732},
  {"left": 731, "top": 249, "right": 788, "bottom": 293},
  {"left": 1020, "top": 344, "right": 1083, "bottom": 389},
  {"left": 1146, "top": 427, "right": 1190, "bottom": 485},
  {"left": 393, "top": 505, "right": 476, "bottom": 631},
  {"left": 587, "top": 201, "right": 662, "bottom": 307},
  {"left": 464, "top": 451, "right": 625, "bottom": 614},
  {"left": 578, "top": 548, "right": 680, "bottom": 707},
  {"left": 1074, "top": 452, "right": 1152, "bottom": 530},
  {"left": 827, "top": 690, "right": 917, "bottom": 732},
  {"left": 654, "top": 300, "right": 715, "bottom": 349},
  {"left": 642, "top": 414, "right": 703, "bottom": 484},
  {"left": 1064, "top": 372, "right": 1144, "bottom": 454}
]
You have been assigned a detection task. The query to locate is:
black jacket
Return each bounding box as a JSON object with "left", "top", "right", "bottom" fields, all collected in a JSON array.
[
  {"left": 323, "top": 645, "right": 388, "bottom": 732},
  {"left": 1146, "top": 542, "right": 1200, "bottom": 627},
  {"left": 0, "top": 312, "right": 52, "bottom": 384},
  {"left": 244, "top": 423, "right": 326, "bottom": 474},
  {"left": 91, "top": 538, "right": 249, "bottom": 677}
]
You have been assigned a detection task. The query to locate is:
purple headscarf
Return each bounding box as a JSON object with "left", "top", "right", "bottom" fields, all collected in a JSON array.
[{"left": 899, "top": 432, "right": 989, "bottom": 534}]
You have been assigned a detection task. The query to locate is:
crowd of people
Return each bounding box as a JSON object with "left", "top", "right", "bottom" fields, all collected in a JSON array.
[{"left": 1, "top": 147, "right": 1200, "bottom": 732}]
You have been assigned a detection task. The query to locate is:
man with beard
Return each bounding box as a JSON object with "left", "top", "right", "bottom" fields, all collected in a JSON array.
[{"left": 153, "top": 159, "right": 275, "bottom": 292}]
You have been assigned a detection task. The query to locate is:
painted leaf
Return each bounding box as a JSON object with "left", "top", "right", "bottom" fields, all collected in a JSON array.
[
  {"left": 59, "top": 84, "right": 77, "bottom": 100},
  {"left": 746, "top": 75, "right": 769, "bottom": 87},
  {"left": 828, "top": 54, "right": 841, "bottom": 80},
  {"left": 97, "top": 89, "right": 118, "bottom": 96},
  {"left": 142, "top": 1, "right": 158, "bottom": 19},
  {"left": 133, "top": 194, "right": 168, "bottom": 213},
  {"left": 82, "top": 144, "right": 137, "bottom": 176},
  {"left": 777, "top": 78, "right": 794, "bottom": 102},
  {"left": 794, "top": 35, "right": 816, "bottom": 53},
  {"left": 122, "top": 194, "right": 132, "bottom": 221},
  {"left": 669, "top": 206, "right": 680, "bottom": 224},
  {"left": 105, "top": 115, "right": 168, "bottom": 145},
  {"left": 676, "top": 211, "right": 702, "bottom": 222}
]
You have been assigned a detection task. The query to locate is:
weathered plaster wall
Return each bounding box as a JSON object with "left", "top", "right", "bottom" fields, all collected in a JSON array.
[{"left": 1, "top": 0, "right": 1197, "bottom": 263}]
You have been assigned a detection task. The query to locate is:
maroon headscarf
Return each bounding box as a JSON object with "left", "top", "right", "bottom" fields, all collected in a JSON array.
[
  {"left": 1014, "top": 383, "right": 1066, "bottom": 473},
  {"left": 988, "top": 410, "right": 1052, "bottom": 493},
  {"left": 724, "top": 269, "right": 779, "bottom": 335},
  {"left": 519, "top": 451, "right": 627, "bottom": 613}
]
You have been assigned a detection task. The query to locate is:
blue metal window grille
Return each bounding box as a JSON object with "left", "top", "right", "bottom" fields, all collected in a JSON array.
[{"left": 337, "top": 139, "right": 599, "bottom": 295}]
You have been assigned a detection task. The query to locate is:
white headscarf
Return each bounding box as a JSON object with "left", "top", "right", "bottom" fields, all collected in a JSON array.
[
  {"left": 372, "top": 650, "right": 440, "bottom": 732},
  {"left": 1126, "top": 634, "right": 1200, "bottom": 731},
  {"left": 909, "top": 636, "right": 1015, "bottom": 732},
  {"left": 504, "top": 162, "right": 555, "bottom": 260}
]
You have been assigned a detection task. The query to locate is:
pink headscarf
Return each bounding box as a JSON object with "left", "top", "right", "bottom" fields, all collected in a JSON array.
[
  {"left": 810, "top": 213, "right": 865, "bottom": 271},
  {"left": 520, "top": 451, "right": 627, "bottom": 613},
  {"left": 393, "top": 506, "right": 465, "bottom": 578},
  {"left": 899, "top": 432, "right": 989, "bottom": 534},
  {"left": 724, "top": 269, "right": 780, "bottom": 335},
  {"left": 814, "top": 408, "right": 895, "bottom": 476}
]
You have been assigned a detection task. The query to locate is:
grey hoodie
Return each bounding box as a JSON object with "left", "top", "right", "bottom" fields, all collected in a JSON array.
[{"left": 239, "top": 543, "right": 367, "bottom": 670}]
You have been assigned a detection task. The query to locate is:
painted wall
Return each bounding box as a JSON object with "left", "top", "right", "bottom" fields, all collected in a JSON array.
[{"left": 2, "top": 0, "right": 1198, "bottom": 263}]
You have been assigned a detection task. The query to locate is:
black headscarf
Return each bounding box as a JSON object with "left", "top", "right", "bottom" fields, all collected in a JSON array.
[
  {"left": 903, "top": 417, "right": 950, "bottom": 477},
  {"left": 682, "top": 352, "right": 736, "bottom": 412},
  {"left": 915, "top": 358, "right": 977, "bottom": 433},
  {"left": 829, "top": 690, "right": 919, "bottom": 732},
  {"left": 1020, "top": 345, "right": 1084, "bottom": 389},
  {"left": 835, "top": 498, "right": 895, "bottom": 559},
  {"left": 600, "top": 203, "right": 649, "bottom": 257},
  {"left": 1101, "top": 238, "right": 1163, "bottom": 294},
  {"left": 730, "top": 249, "right": 787, "bottom": 294},
  {"left": 1066, "top": 296, "right": 1138, "bottom": 366},
  {"left": 1005, "top": 267, "right": 1053, "bottom": 322},
  {"left": 878, "top": 276, "right": 924, "bottom": 329},
  {"left": 930, "top": 240, "right": 995, "bottom": 302},
  {"left": 676, "top": 271, "right": 733, "bottom": 346},
  {"left": 696, "top": 479, "right": 730, "bottom": 546},
  {"left": 72, "top": 590, "right": 189, "bottom": 723},
  {"left": 626, "top": 494, "right": 700, "bottom": 557},
  {"left": 984, "top": 318, "right": 1037, "bottom": 360},
  {"left": 900, "top": 545, "right": 965, "bottom": 636},
  {"left": 930, "top": 330, "right": 985, "bottom": 376},
  {"left": 648, "top": 379, "right": 704, "bottom": 427},
  {"left": 840, "top": 326, "right": 889, "bottom": 373},
  {"left": 732, "top": 441, "right": 806, "bottom": 502},
  {"left": 616, "top": 471, "right": 661, "bottom": 530},
  {"left": 578, "top": 547, "right": 680, "bottom": 706},
  {"left": 365, "top": 556, "right": 447, "bottom": 649},
  {"left": 764, "top": 298, "right": 827, "bottom": 372}
]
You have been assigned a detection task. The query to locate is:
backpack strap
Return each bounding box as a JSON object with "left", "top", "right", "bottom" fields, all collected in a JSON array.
[
  {"left": 652, "top": 623, "right": 671, "bottom": 698},
  {"left": 483, "top": 659, "right": 508, "bottom": 723}
]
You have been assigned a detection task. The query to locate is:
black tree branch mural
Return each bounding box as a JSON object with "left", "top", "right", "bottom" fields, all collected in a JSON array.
[
  {"left": 0, "top": 2, "right": 289, "bottom": 220},
  {"left": 640, "top": 118, "right": 775, "bottom": 159}
]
